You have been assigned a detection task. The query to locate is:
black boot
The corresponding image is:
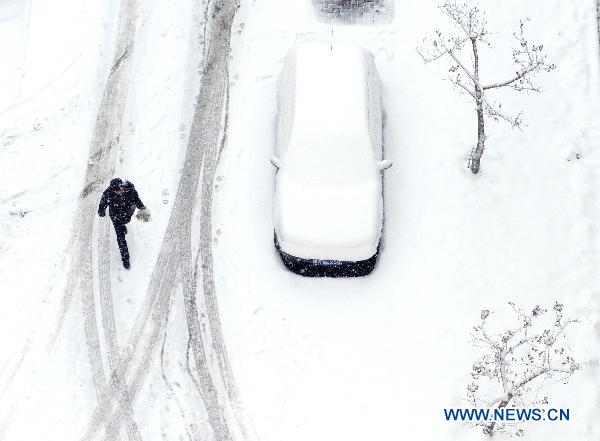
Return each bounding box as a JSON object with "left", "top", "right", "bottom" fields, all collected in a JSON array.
[{"left": 123, "top": 258, "right": 130, "bottom": 270}]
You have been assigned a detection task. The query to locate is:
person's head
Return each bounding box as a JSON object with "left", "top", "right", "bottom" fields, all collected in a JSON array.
[
  {"left": 122, "top": 181, "right": 134, "bottom": 192},
  {"left": 109, "top": 178, "right": 124, "bottom": 194}
]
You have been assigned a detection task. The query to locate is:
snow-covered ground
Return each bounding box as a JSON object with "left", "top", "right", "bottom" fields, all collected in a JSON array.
[
  {"left": 216, "top": 0, "right": 600, "bottom": 440},
  {"left": 0, "top": 2, "right": 113, "bottom": 436},
  {"left": 0, "top": 0, "right": 207, "bottom": 439},
  {"left": 0, "top": 0, "right": 599, "bottom": 440}
]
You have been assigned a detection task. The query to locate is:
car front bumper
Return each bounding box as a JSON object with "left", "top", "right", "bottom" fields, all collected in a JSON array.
[{"left": 274, "top": 235, "right": 379, "bottom": 277}]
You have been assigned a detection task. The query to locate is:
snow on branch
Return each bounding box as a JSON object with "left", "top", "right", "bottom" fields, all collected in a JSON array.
[
  {"left": 483, "top": 97, "right": 523, "bottom": 129},
  {"left": 416, "top": 0, "right": 556, "bottom": 174},
  {"left": 482, "top": 19, "right": 556, "bottom": 92},
  {"left": 467, "top": 302, "right": 592, "bottom": 436}
]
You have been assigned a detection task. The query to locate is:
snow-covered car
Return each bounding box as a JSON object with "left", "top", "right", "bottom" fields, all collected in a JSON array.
[{"left": 271, "top": 42, "right": 392, "bottom": 277}]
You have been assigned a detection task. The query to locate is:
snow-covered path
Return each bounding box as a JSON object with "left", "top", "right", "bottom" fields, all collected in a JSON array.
[
  {"left": 0, "top": 0, "right": 246, "bottom": 440},
  {"left": 60, "top": 1, "right": 141, "bottom": 438},
  {"left": 79, "top": 2, "right": 246, "bottom": 440},
  {"left": 58, "top": 0, "right": 246, "bottom": 440}
]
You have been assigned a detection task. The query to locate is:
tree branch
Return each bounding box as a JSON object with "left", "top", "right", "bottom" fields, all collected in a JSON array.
[
  {"left": 482, "top": 19, "right": 555, "bottom": 92},
  {"left": 481, "top": 94, "right": 524, "bottom": 128},
  {"left": 449, "top": 76, "right": 476, "bottom": 98},
  {"left": 483, "top": 68, "right": 538, "bottom": 90},
  {"left": 448, "top": 48, "right": 481, "bottom": 89}
]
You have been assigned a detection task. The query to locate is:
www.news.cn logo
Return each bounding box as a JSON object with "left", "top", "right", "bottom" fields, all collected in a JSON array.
[{"left": 444, "top": 408, "right": 570, "bottom": 422}]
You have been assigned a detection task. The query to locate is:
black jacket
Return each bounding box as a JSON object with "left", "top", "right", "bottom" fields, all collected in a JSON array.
[{"left": 98, "top": 181, "right": 146, "bottom": 224}]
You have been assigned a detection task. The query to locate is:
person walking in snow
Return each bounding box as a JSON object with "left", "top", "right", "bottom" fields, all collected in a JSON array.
[{"left": 98, "top": 178, "right": 150, "bottom": 269}]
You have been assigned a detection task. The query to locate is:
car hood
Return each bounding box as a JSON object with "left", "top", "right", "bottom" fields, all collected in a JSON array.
[{"left": 274, "top": 173, "right": 383, "bottom": 261}]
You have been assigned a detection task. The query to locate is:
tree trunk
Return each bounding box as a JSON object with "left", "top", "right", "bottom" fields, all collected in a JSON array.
[
  {"left": 469, "top": 37, "right": 486, "bottom": 174},
  {"left": 483, "top": 396, "right": 511, "bottom": 436},
  {"left": 470, "top": 101, "right": 485, "bottom": 174}
]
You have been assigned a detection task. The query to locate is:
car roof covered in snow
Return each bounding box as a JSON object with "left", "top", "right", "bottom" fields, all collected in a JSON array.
[{"left": 277, "top": 42, "right": 381, "bottom": 185}]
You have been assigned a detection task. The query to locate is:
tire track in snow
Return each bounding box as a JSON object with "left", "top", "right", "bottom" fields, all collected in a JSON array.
[
  {"left": 159, "top": 310, "right": 200, "bottom": 441},
  {"left": 177, "top": 2, "right": 251, "bottom": 438},
  {"left": 98, "top": 220, "right": 142, "bottom": 441},
  {"left": 182, "top": 202, "right": 232, "bottom": 441},
  {"left": 80, "top": 1, "right": 245, "bottom": 440},
  {"left": 179, "top": 2, "right": 245, "bottom": 439},
  {"left": 80, "top": 201, "right": 181, "bottom": 441},
  {"left": 198, "top": 88, "right": 238, "bottom": 411},
  {"left": 54, "top": 0, "right": 142, "bottom": 438},
  {"left": 196, "top": 78, "right": 252, "bottom": 441}
]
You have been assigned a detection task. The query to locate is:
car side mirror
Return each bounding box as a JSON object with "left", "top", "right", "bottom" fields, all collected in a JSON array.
[
  {"left": 378, "top": 159, "right": 393, "bottom": 171},
  {"left": 270, "top": 156, "right": 281, "bottom": 168}
]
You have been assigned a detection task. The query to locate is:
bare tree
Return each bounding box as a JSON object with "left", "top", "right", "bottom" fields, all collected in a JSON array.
[
  {"left": 468, "top": 302, "right": 591, "bottom": 436},
  {"left": 417, "top": 1, "right": 555, "bottom": 174}
]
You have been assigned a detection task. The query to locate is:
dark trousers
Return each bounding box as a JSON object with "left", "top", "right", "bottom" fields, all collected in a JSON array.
[{"left": 111, "top": 220, "right": 129, "bottom": 263}]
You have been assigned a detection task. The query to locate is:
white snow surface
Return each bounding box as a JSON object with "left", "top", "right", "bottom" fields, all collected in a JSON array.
[
  {"left": 217, "top": 0, "right": 600, "bottom": 440},
  {"left": 275, "top": 42, "right": 383, "bottom": 260},
  {"left": 0, "top": 0, "right": 205, "bottom": 439},
  {"left": 0, "top": 0, "right": 599, "bottom": 441}
]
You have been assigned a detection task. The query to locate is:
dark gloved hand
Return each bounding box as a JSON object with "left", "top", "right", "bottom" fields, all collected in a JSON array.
[{"left": 98, "top": 210, "right": 105, "bottom": 217}]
